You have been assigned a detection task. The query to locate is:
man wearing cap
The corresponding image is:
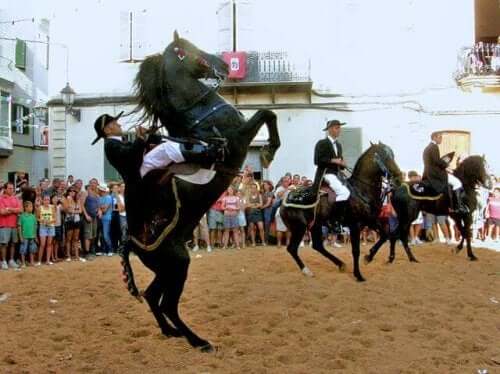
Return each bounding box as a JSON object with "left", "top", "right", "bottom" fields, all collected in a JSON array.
[
  {"left": 314, "top": 120, "right": 350, "bottom": 221},
  {"left": 422, "top": 131, "right": 467, "bottom": 214},
  {"left": 92, "top": 111, "right": 220, "bottom": 179}
]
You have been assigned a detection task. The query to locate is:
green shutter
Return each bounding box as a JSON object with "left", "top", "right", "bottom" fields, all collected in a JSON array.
[{"left": 15, "top": 39, "right": 27, "bottom": 70}]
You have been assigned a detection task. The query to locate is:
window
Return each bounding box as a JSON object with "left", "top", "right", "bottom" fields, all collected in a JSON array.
[
  {"left": 0, "top": 92, "right": 10, "bottom": 138},
  {"left": 15, "top": 39, "right": 27, "bottom": 70},
  {"left": 11, "top": 104, "right": 30, "bottom": 135},
  {"left": 119, "top": 10, "right": 150, "bottom": 62}
]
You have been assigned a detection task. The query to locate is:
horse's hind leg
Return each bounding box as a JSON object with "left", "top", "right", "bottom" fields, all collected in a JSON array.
[
  {"left": 143, "top": 276, "right": 181, "bottom": 337},
  {"left": 310, "top": 223, "right": 346, "bottom": 272},
  {"left": 161, "top": 245, "right": 213, "bottom": 352},
  {"left": 119, "top": 241, "right": 141, "bottom": 299}
]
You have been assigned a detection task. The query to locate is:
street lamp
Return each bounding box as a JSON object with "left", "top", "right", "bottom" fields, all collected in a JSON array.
[{"left": 60, "top": 82, "right": 80, "bottom": 121}]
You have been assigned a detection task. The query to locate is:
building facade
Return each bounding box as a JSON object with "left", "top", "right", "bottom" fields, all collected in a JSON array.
[
  {"left": 0, "top": 2, "right": 49, "bottom": 185},
  {"left": 47, "top": 0, "right": 500, "bottom": 184}
]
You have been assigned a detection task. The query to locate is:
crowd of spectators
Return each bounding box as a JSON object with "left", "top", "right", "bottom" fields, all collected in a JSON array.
[
  {"left": 0, "top": 173, "right": 126, "bottom": 270},
  {"left": 1, "top": 167, "right": 499, "bottom": 270}
]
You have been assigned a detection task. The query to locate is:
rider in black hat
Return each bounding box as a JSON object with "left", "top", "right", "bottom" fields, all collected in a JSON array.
[
  {"left": 314, "top": 119, "right": 350, "bottom": 223},
  {"left": 92, "top": 111, "right": 220, "bottom": 232},
  {"left": 422, "top": 131, "right": 468, "bottom": 214}
]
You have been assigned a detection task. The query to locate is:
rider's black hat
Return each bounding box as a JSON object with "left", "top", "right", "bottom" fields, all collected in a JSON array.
[
  {"left": 91, "top": 111, "right": 124, "bottom": 145},
  {"left": 323, "top": 119, "right": 346, "bottom": 131}
]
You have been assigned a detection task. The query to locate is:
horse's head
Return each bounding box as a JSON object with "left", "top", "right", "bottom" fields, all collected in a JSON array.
[
  {"left": 369, "top": 141, "right": 403, "bottom": 187},
  {"left": 457, "top": 155, "right": 493, "bottom": 189},
  {"left": 164, "top": 31, "right": 228, "bottom": 81}
]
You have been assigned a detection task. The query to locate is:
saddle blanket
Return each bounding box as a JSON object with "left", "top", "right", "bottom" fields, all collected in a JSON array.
[
  {"left": 176, "top": 168, "right": 216, "bottom": 185},
  {"left": 403, "top": 182, "right": 443, "bottom": 200}
]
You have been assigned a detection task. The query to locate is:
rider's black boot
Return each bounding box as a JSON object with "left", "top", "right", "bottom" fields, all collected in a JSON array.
[{"left": 180, "top": 143, "right": 223, "bottom": 165}]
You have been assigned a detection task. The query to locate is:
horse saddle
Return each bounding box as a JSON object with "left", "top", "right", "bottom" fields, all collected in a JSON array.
[
  {"left": 285, "top": 186, "right": 318, "bottom": 207},
  {"left": 157, "top": 163, "right": 217, "bottom": 186},
  {"left": 403, "top": 182, "right": 443, "bottom": 200}
]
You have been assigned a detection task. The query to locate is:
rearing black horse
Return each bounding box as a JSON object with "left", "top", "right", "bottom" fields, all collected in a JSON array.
[
  {"left": 364, "top": 155, "right": 492, "bottom": 264},
  {"left": 280, "top": 142, "right": 402, "bottom": 281},
  {"left": 120, "top": 32, "right": 280, "bottom": 352}
]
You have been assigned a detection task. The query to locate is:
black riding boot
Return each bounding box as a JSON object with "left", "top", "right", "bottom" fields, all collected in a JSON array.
[{"left": 180, "top": 143, "right": 223, "bottom": 165}]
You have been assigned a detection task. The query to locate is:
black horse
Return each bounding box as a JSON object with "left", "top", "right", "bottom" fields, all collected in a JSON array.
[
  {"left": 364, "top": 155, "right": 492, "bottom": 264},
  {"left": 120, "top": 32, "right": 280, "bottom": 352},
  {"left": 280, "top": 142, "right": 402, "bottom": 281}
]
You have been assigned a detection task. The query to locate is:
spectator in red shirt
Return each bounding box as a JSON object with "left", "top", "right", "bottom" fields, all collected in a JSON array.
[{"left": 0, "top": 182, "right": 22, "bottom": 269}]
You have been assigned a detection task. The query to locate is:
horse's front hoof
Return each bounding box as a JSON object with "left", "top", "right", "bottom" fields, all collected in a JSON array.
[
  {"left": 386, "top": 257, "right": 395, "bottom": 264},
  {"left": 364, "top": 254, "right": 372, "bottom": 264},
  {"left": 409, "top": 257, "right": 419, "bottom": 263},
  {"left": 199, "top": 343, "right": 216, "bottom": 353},
  {"left": 302, "top": 267, "right": 314, "bottom": 277},
  {"left": 356, "top": 275, "right": 366, "bottom": 282},
  {"left": 468, "top": 256, "right": 478, "bottom": 262},
  {"left": 455, "top": 246, "right": 463, "bottom": 253},
  {"left": 338, "top": 263, "right": 346, "bottom": 272}
]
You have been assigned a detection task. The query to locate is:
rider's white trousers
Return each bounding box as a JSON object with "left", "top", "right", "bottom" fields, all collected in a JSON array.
[
  {"left": 448, "top": 173, "right": 462, "bottom": 191},
  {"left": 140, "top": 141, "right": 185, "bottom": 177},
  {"left": 324, "top": 174, "right": 350, "bottom": 201}
]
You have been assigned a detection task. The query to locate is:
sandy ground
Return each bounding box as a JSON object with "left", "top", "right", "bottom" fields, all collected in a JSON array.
[{"left": 1, "top": 243, "right": 499, "bottom": 374}]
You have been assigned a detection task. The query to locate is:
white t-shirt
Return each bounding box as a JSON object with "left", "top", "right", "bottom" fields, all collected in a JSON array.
[{"left": 117, "top": 194, "right": 126, "bottom": 217}]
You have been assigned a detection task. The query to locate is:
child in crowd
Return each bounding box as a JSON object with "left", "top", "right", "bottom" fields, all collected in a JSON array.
[
  {"left": 221, "top": 186, "right": 241, "bottom": 249},
  {"left": 17, "top": 201, "right": 37, "bottom": 267},
  {"left": 237, "top": 190, "right": 247, "bottom": 248},
  {"left": 36, "top": 194, "right": 56, "bottom": 265},
  {"left": 51, "top": 194, "right": 63, "bottom": 262}
]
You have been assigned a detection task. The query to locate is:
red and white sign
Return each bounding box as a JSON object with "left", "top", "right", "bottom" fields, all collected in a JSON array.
[{"left": 222, "top": 51, "right": 247, "bottom": 79}]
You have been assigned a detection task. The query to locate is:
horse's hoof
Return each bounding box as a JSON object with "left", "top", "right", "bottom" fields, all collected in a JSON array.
[
  {"left": 363, "top": 255, "right": 372, "bottom": 264},
  {"left": 302, "top": 267, "right": 314, "bottom": 277},
  {"left": 199, "top": 343, "right": 216, "bottom": 353},
  {"left": 469, "top": 256, "right": 478, "bottom": 262},
  {"left": 356, "top": 276, "right": 366, "bottom": 282},
  {"left": 410, "top": 258, "right": 419, "bottom": 263},
  {"left": 386, "top": 258, "right": 395, "bottom": 264},
  {"left": 338, "top": 263, "right": 346, "bottom": 272},
  {"left": 455, "top": 246, "right": 463, "bottom": 253}
]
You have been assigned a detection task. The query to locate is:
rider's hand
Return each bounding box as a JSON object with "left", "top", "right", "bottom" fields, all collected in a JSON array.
[
  {"left": 446, "top": 167, "right": 453, "bottom": 174},
  {"left": 135, "top": 126, "right": 146, "bottom": 139}
]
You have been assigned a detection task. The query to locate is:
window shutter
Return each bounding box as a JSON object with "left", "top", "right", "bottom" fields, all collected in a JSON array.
[
  {"left": 132, "top": 10, "right": 150, "bottom": 60},
  {"left": 119, "top": 11, "right": 132, "bottom": 61},
  {"left": 338, "top": 127, "right": 363, "bottom": 170},
  {"left": 15, "top": 39, "right": 27, "bottom": 70}
]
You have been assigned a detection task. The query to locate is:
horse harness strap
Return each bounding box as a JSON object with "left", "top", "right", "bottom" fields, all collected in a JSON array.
[{"left": 183, "top": 101, "right": 231, "bottom": 130}]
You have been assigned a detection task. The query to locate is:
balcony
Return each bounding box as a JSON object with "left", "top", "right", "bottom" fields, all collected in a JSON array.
[
  {"left": 455, "top": 42, "right": 500, "bottom": 91},
  {"left": 217, "top": 51, "right": 313, "bottom": 104}
]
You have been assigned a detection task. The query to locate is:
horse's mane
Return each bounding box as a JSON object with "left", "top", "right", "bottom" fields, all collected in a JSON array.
[
  {"left": 132, "top": 53, "right": 168, "bottom": 125},
  {"left": 454, "top": 155, "right": 483, "bottom": 184},
  {"left": 351, "top": 145, "right": 376, "bottom": 176}
]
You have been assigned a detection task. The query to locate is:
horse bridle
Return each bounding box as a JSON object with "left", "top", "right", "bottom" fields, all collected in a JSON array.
[{"left": 173, "top": 46, "right": 225, "bottom": 89}]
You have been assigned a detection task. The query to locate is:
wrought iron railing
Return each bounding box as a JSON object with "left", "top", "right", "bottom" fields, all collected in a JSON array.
[
  {"left": 224, "top": 50, "right": 311, "bottom": 83},
  {"left": 455, "top": 42, "right": 500, "bottom": 80}
]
